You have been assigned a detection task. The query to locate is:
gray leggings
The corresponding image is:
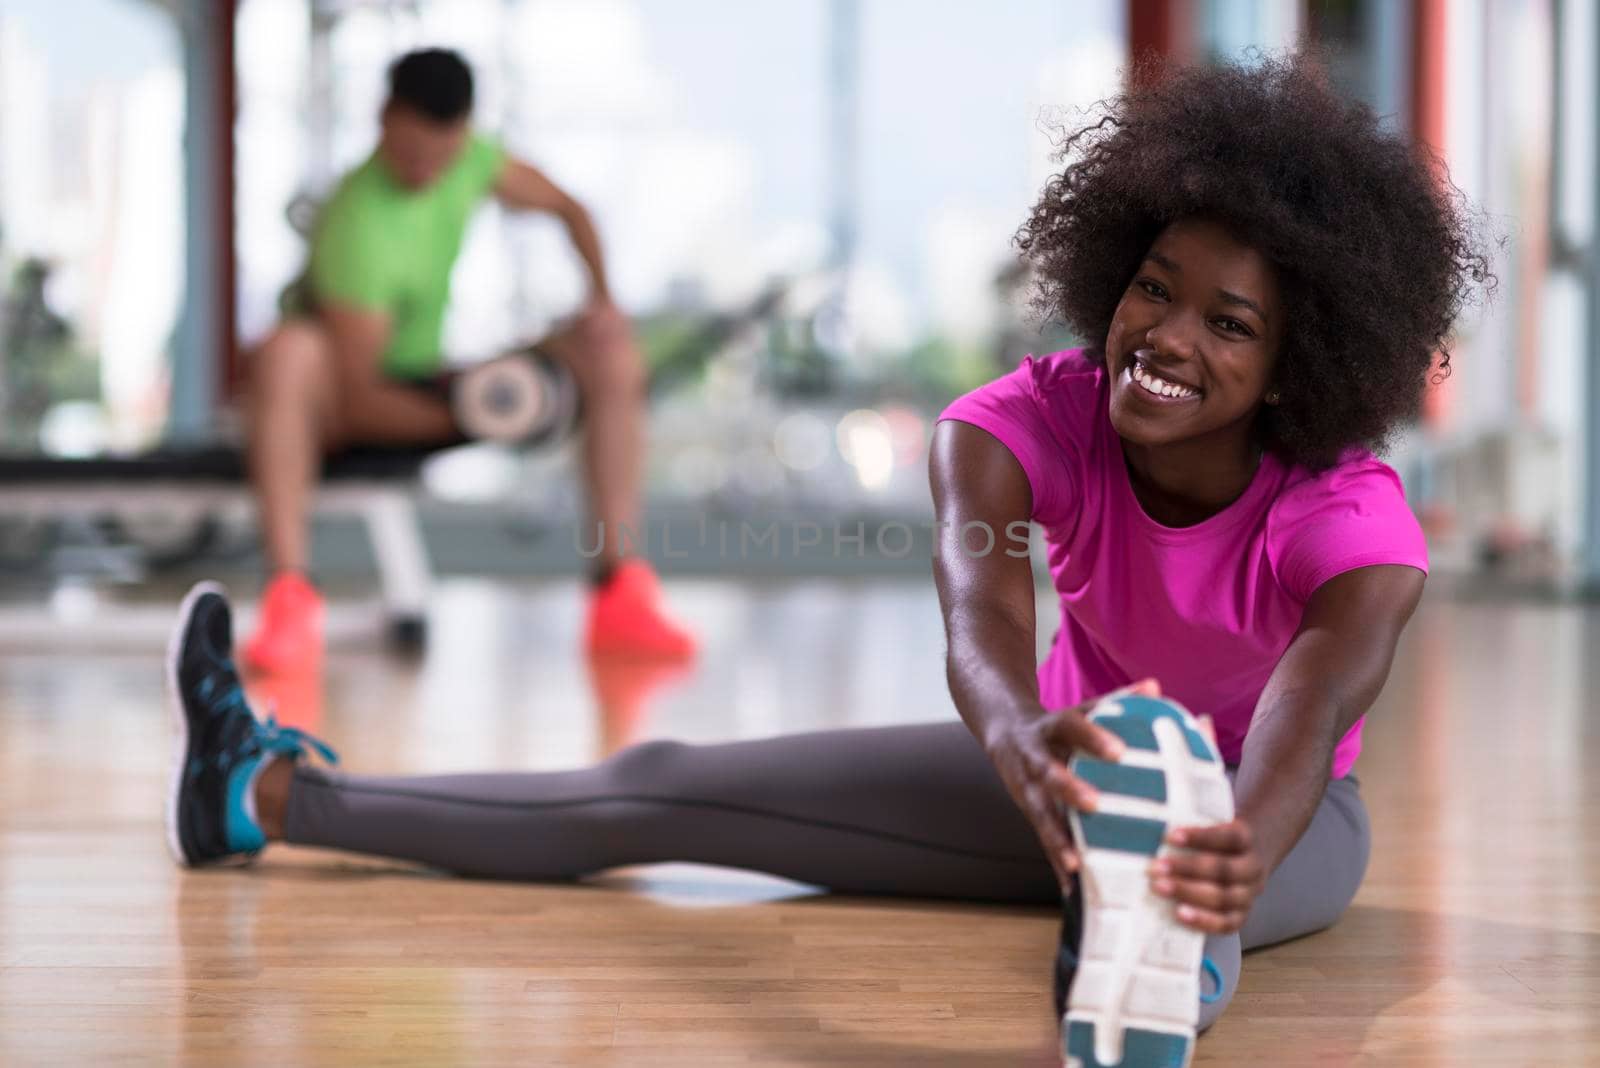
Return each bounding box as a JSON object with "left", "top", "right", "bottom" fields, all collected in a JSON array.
[{"left": 286, "top": 720, "right": 1369, "bottom": 1029}]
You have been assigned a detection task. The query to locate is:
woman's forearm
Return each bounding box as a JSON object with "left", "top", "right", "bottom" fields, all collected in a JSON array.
[
  {"left": 1233, "top": 692, "right": 1342, "bottom": 874},
  {"left": 928, "top": 421, "right": 1053, "bottom": 756},
  {"left": 944, "top": 601, "right": 1048, "bottom": 753}
]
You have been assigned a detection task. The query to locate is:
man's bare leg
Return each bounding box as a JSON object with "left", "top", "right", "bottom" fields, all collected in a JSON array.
[
  {"left": 539, "top": 309, "right": 647, "bottom": 571},
  {"left": 540, "top": 308, "right": 695, "bottom": 656},
  {"left": 246, "top": 318, "right": 463, "bottom": 572},
  {"left": 246, "top": 321, "right": 344, "bottom": 575},
  {"left": 243, "top": 318, "right": 457, "bottom": 671}
]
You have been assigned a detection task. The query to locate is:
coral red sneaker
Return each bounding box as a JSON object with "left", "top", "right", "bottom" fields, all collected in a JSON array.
[
  {"left": 584, "top": 560, "right": 697, "bottom": 659},
  {"left": 243, "top": 572, "right": 324, "bottom": 674}
]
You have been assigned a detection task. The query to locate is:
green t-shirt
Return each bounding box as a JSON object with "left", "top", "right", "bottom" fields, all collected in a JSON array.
[{"left": 287, "top": 133, "right": 505, "bottom": 379}]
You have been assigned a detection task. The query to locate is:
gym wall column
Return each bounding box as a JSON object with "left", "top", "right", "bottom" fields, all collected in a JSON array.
[
  {"left": 1365, "top": 0, "right": 1413, "bottom": 132},
  {"left": 1573, "top": 0, "right": 1600, "bottom": 591},
  {"left": 1127, "top": 0, "right": 1196, "bottom": 76},
  {"left": 172, "top": 0, "right": 238, "bottom": 441}
]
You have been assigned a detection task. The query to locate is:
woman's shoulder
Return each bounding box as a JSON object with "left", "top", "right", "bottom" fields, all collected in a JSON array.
[
  {"left": 937, "top": 349, "right": 1104, "bottom": 526},
  {"left": 1021, "top": 347, "right": 1105, "bottom": 398},
  {"left": 1270, "top": 448, "right": 1412, "bottom": 514},
  {"left": 1001, "top": 348, "right": 1106, "bottom": 435},
  {"left": 1264, "top": 448, "right": 1427, "bottom": 598},
  {"left": 941, "top": 348, "right": 1102, "bottom": 425}
]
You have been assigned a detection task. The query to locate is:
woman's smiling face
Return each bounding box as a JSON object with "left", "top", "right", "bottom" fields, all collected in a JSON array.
[{"left": 1103, "top": 217, "right": 1285, "bottom": 451}]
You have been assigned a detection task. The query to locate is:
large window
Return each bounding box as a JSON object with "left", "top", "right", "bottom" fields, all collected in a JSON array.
[
  {"left": 236, "top": 0, "right": 1124, "bottom": 510},
  {"left": 0, "top": 0, "right": 184, "bottom": 455}
]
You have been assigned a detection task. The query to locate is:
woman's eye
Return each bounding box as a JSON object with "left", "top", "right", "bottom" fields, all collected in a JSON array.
[
  {"left": 1216, "top": 318, "right": 1251, "bottom": 337},
  {"left": 1138, "top": 279, "right": 1167, "bottom": 299}
]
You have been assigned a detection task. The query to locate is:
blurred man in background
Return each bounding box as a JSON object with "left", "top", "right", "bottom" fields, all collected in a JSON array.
[{"left": 245, "top": 48, "right": 694, "bottom": 672}]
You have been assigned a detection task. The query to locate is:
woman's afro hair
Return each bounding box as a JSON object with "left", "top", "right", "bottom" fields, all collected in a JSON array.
[{"left": 1017, "top": 53, "right": 1493, "bottom": 468}]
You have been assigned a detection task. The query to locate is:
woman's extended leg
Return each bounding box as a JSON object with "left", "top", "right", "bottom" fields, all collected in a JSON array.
[
  {"left": 171, "top": 581, "right": 1055, "bottom": 902},
  {"left": 274, "top": 721, "right": 1062, "bottom": 904}
]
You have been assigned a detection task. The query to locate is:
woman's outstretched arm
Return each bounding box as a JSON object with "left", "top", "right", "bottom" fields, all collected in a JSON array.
[
  {"left": 929, "top": 420, "right": 1126, "bottom": 886},
  {"left": 1153, "top": 564, "right": 1425, "bottom": 933},
  {"left": 1238, "top": 565, "right": 1425, "bottom": 869}
]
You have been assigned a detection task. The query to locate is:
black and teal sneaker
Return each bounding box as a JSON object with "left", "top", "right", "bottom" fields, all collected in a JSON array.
[
  {"left": 164, "top": 581, "right": 337, "bottom": 867},
  {"left": 1058, "top": 694, "right": 1234, "bottom": 1068}
]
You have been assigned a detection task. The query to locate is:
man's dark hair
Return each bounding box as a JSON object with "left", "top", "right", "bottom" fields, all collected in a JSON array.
[{"left": 388, "top": 48, "right": 474, "bottom": 123}]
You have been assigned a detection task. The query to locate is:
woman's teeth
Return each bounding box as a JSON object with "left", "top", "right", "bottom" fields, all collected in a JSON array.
[{"left": 1132, "top": 363, "right": 1199, "bottom": 400}]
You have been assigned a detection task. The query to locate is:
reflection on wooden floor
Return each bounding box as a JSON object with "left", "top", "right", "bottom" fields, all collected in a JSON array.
[{"left": 0, "top": 578, "right": 1596, "bottom": 1065}]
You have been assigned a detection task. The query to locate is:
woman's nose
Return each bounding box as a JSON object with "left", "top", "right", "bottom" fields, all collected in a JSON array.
[{"left": 1145, "top": 314, "right": 1201, "bottom": 362}]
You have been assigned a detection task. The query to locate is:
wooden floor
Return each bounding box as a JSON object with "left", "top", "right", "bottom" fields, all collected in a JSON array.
[{"left": 0, "top": 577, "right": 1596, "bottom": 1066}]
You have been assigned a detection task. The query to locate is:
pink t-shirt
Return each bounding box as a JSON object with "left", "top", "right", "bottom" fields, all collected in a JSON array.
[{"left": 939, "top": 349, "right": 1428, "bottom": 778}]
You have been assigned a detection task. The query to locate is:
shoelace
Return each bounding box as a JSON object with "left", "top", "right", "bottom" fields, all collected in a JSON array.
[
  {"left": 1199, "top": 956, "right": 1224, "bottom": 1005},
  {"left": 196, "top": 666, "right": 339, "bottom": 770},
  {"left": 253, "top": 715, "right": 339, "bottom": 765}
]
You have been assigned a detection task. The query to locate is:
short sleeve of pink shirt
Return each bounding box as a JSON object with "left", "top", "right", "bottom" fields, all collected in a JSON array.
[
  {"left": 1267, "top": 459, "right": 1427, "bottom": 602},
  {"left": 938, "top": 349, "right": 1428, "bottom": 778},
  {"left": 937, "top": 354, "right": 1091, "bottom": 538}
]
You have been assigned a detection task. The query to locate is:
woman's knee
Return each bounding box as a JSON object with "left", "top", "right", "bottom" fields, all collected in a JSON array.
[
  {"left": 1340, "top": 782, "right": 1373, "bottom": 885},
  {"left": 603, "top": 738, "right": 690, "bottom": 785},
  {"left": 1308, "top": 779, "right": 1372, "bottom": 924},
  {"left": 1240, "top": 781, "right": 1370, "bottom": 949}
]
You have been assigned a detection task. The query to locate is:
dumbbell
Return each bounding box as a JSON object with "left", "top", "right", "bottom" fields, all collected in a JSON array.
[{"left": 450, "top": 348, "right": 581, "bottom": 447}]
